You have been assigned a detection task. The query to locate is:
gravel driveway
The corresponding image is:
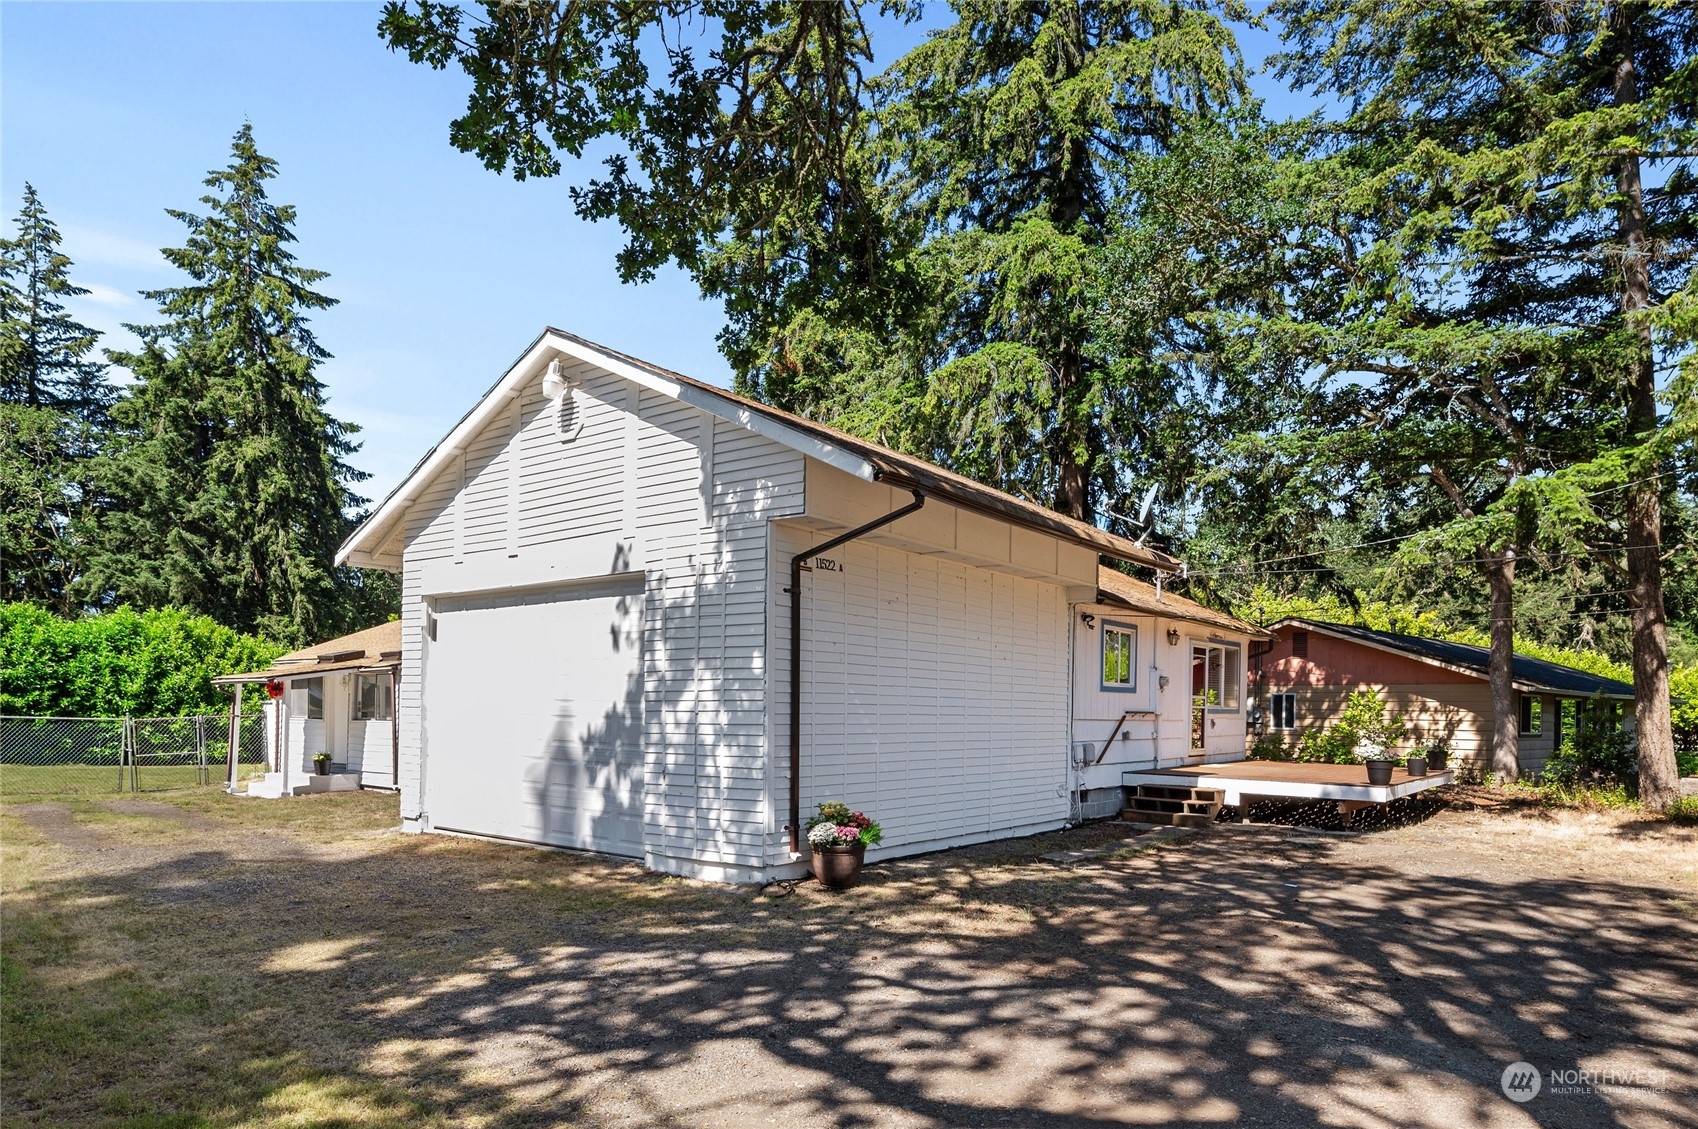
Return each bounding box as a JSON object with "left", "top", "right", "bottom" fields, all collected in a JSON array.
[{"left": 2, "top": 791, "right": 1694, "bottom": 1128}]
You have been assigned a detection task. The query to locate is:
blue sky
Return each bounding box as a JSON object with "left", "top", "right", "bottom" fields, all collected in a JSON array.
[{"left": 2, "top": 2, "right": 1312, "bottom": 507}]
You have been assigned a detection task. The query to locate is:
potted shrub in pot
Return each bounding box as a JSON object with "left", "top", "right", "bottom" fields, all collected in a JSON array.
[
  {"left": 806, "top": 801, "right": 882, "bottom": 889},
  {"left": 1422, "top": 739, "right": 1450, "bottom": 771},
  {"left": 312, "top": 753, "right": 332, "bottom": 777},
  {"left": 1356, "top": 741, "right": 1397, "bottom": 786}
]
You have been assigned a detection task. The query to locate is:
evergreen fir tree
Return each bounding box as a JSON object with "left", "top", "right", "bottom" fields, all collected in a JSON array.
[
  {"left": 0, "top": 184, "right": 113, "bottom": 610},
  {"left": 0, "top": 183, "right": 111, "bottom": 426},
  {"left": 1263, "top": 0, "right": 1697, "bottom": 801},
  {"left": 90, "top": 124, "right": 367, "bottom": 646}
]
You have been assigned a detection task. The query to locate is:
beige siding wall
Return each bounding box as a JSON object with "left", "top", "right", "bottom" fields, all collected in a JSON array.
[{"left": 1263, "top": 684, "right": 1563, "bottom": 774}]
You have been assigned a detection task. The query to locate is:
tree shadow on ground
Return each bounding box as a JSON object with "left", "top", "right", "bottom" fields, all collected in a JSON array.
[{"left": 6, "top": 810, "right": 1696, "bottom": 1129}]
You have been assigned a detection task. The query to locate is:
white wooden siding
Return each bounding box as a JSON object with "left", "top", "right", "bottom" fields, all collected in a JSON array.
[
  {"left": 398, "top": 363, "right": 804, "bottom": 880},
  {"left": 774, "top": 527, "right": 1071, "bottom": 860},
  {"left": 1070, "top": 604, "right": 1257, "bottom": 788}
]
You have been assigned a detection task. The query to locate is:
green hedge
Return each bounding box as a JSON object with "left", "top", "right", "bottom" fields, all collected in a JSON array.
[{"left": 0, "top": 604, "right": 284, "bottom": 718}]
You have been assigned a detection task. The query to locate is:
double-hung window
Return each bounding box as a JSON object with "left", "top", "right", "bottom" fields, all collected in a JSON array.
[{"left": 1101, "top": 622, "right": 1137, "bottom": 691}]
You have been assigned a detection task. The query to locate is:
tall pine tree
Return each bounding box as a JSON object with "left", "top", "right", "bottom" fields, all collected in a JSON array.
[
  {"left": 1264, "top": 0, "right": 1697, "bottom": 802},
  {"left": 747, "top": 1, "right": 1248, "bottom": 523},
  {"left": 89, "top": 125, "right": 367, "bottom": 646},
  {"left": 0, "top": 184, "right": 113, "bottom": 610}
]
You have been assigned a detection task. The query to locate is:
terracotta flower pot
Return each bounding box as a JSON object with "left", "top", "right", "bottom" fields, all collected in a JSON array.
[
  {"left": 1365, "top": 760, "right": 1394, "bottom": 786},
  {"left": 1406, "top": 756, "right": 1428, "bottom": 777},
  {"left": 812, "top": 842, "right": 866, "bottom": 890}
]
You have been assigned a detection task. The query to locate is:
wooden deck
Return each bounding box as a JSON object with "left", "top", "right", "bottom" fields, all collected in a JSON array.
[{"left": 1122, "top": 759, "right": 1453, "bottom": 808}]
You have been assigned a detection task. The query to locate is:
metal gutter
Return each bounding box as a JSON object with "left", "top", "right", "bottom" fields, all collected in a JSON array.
[{"left": 787, "top": 489, "right": 927, "bottom": 855}]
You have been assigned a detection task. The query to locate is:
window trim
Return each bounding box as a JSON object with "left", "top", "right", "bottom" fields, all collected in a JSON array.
[
  {"left": 353, "top": 672, "right": 393, "bottom": 722},
  {"left": 1519, "top": 693, "right": 1543, "bottom": 736},
  {"left": 1100, "top": 620, "right": 1139, "bottom": 693},
  {"left": 1191, "top": 640, "right": 1243, "bottom": 714},
  {"left": 302, "top": 677, "right": 324, "bottom": 721},
  {"left": 1270, "top": 691, "right": 1297, "bottom": 731}
]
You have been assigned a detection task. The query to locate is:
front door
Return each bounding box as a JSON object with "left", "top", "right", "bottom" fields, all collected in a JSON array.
[{"left": 1191, "top": 644, "right": 1208, "bottom": 752}]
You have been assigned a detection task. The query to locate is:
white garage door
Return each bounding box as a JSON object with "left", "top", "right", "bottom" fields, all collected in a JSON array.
[{"left": 424, "top": 576, "right": 646, "bottom": 858}]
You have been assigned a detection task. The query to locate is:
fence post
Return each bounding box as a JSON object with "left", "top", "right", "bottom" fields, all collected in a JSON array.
[
  {"left": 122, "top": 715, "right": 133, "bottom": 793},
  {"left": 227, "top": 689, "right": 242, "bottom": 794}
]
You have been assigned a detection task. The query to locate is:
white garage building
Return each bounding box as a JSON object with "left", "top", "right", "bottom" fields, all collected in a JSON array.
[{"left": 337, "top": 329, "right": 1264, "bottom": 882}]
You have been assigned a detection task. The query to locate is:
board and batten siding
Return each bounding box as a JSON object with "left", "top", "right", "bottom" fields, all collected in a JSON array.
[
  {"left": 396, "top": 359, "right": 803, "bottom": 880},
  {"left": 772, "top": 526, "right": 1072, "bottom": 862}
]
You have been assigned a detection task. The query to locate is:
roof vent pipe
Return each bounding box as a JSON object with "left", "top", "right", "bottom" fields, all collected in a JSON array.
[{"left": 787, "top": 489, "right": 927, "bottom": 856}]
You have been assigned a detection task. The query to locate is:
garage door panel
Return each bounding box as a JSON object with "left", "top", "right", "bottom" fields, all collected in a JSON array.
[{"left": 424, "top": 578, "right": 646, "bottom": 858}]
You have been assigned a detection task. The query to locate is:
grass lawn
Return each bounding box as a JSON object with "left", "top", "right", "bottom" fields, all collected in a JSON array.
[
  {"left": 2, "top": 787, "right": 1694, "bottom": 1128},
  {"left": 0, "top": 764, "right": 263, "bottom": 796}
]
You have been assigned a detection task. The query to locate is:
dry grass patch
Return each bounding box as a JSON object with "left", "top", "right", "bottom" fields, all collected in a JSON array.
[{"left": 3, "top": 785, "right": 1697, "bottom": 1128}]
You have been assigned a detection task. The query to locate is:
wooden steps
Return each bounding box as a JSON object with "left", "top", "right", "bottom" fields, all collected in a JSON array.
[{"left": 1121, "top": 784, "right": 1224, "bottom": 828}]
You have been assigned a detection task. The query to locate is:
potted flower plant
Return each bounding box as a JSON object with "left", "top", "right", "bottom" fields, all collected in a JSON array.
[
  {"left": 312, "top": 753, "right": 332, "bottom": 777},
  {"left": 1422, "top": 739, "right": 1450, "bottom": 771},
  {"left": 806, "top": 801, "right": 882, "bottom": 889},
  {"left": 1355, "top": 741, "right": 1397, "bottom": 786}
]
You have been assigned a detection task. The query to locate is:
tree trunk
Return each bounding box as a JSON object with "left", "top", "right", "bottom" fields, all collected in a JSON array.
[
  {"left": 1611, "top": 3, "right": 1678, "bottom": 808},
  {"left": 1485, "top": 549, "right": 1520, "bottom": 782},
  {"left": 1052, "top": 340, "right": 1090, "bottom": 522}
]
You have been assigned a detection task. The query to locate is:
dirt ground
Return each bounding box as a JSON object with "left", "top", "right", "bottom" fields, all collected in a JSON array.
[{"left": 1, "top": 789, "right": 1694, "bottom": 1129}]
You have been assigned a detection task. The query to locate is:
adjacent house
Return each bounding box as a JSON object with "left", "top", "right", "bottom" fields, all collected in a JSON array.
[
  {"left": 332, "top": 327, "right": 1266, "bottom": 882},
  {"left": 1254, "top": 619, "right": 1636, "bottom": 775},
  {"left": 214, "top": 622, "right": 400, "bottom": 796}
]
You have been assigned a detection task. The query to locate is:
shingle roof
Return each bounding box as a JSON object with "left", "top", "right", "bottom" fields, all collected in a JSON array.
[
  {"left": 557, "top": 330, "right": 1183, "bottom": 574},
  {"left": 1097, "top": 568, "right": 1272, "bottom": 638},
  {"left": 1276, "top": 619, "right": 1635, "bottom": 699},
  {"left": 339, "top": 327, "right": 1181, "bottom": 575},
  {"left": 212, "top": 621, "right": 401, "bottom": 684}
]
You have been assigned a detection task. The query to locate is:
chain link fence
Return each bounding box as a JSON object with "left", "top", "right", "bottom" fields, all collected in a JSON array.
[{"left": 0, "top": 714, "right": 268, "bottom": 796}]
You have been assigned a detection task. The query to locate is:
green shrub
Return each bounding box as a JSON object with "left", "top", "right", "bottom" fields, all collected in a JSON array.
[
  {"left": 1249, "top": 735, "right": 1292, "bottom": 761},
  {"left": 1291, "top": 689, "right": 1407, "bottom": 764},
  {"left": 1542, "top": 704, "right": 1638, "bottom": 792},
  {"left": 1672, "top": 666, "right": 1698, "bottom": 767},
  {"left": 1533, "top": 780, "right": 1637, "bottom": 810},
  {"left": 0, "top": 603, "right": 283, "bottom": 717},
  {"left": 1662, "top": 795, "right": 1698, "bottom": 824}
]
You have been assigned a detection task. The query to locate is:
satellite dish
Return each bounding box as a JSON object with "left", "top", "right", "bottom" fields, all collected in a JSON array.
[{"left": 1136, "top": 484, "right": 1159, "bottom": 528}]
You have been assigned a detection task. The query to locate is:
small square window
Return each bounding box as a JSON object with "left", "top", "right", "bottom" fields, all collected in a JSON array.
[
  {"left": 1102, "top": 623, "right": 1137, "bottom": 691},
  {"left": 1270, "top": 692, "right": 1297, "bottom": 730}
]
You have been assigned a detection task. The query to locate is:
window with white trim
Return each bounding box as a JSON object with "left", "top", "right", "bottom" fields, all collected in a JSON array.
[
  {"left": 1270, "top": 692, "right": 1296, "bottom": 730},
  {"left": 302, "top": 677, "right": 324, "bottom": 720},
  {"left": 354, "top": 673, "right": 392, "bottom": 721},
  {"left": 1101, "top": 622, "right": 1137, "bottom": 690},
  {"left": 1192, "top": 642, "right": 1241, "bottom": 711}
]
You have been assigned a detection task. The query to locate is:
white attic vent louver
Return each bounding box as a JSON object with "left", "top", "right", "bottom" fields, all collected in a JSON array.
[
  {"left": 543, "top": 358, "right": 584, "bottom": 443},
  {"left": 554, "top": 384, "right": 584, "bottom": 442}
]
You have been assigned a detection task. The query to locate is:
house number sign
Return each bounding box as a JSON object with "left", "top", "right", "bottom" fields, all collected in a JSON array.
[{"left": 812, "top": 557, "right": 843, "bottom": 572}]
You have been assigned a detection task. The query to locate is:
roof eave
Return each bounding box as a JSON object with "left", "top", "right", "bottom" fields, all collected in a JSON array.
[{"left": 1270, "top": 618, "right": 1635, "bottom": 699}]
